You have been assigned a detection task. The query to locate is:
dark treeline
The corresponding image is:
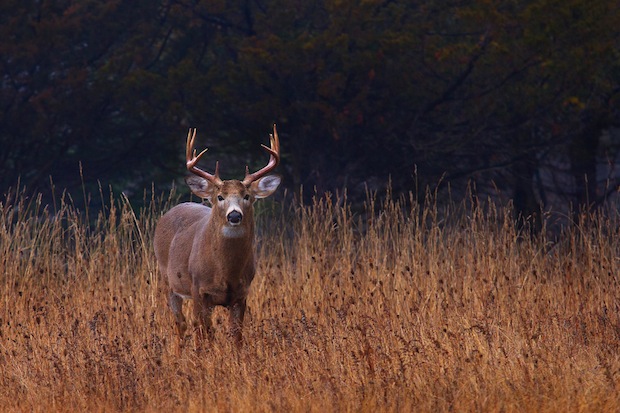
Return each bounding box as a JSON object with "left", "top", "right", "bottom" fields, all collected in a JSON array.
[{"left": 2, "top": 0, "right": 620, "bottom": 221}]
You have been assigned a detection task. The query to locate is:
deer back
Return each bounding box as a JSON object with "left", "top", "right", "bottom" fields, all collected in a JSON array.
[{"left": 154, "top": 202, "right": 212, "bottom": 296}]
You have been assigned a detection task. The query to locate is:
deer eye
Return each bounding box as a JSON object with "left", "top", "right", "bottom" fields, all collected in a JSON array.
[
  {"left": 217, "top": 195, "right": 224, "bottom": 202},
  {"left": 243, "top": 194, "right": 250, "bottom": 201}
]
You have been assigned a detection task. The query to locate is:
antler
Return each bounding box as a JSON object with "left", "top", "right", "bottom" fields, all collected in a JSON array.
[
  {"left": 242, "top": 124, "right": 281, "bottom": 186},
  {"left": 186, "top": 128, "right": 223, "bottom": 186}
]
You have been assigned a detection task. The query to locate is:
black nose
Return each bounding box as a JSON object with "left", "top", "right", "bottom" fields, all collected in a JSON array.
[{"left": 227, "top": 210, "right": 243, "bottom": 224}]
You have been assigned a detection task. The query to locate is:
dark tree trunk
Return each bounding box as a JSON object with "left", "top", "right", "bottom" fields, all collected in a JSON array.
[
  {"left": 512, "top": 133, "right": 542, "bottom": 235},
  {"left": 569, "top": 114, "right": 601, "bottom": 210}
]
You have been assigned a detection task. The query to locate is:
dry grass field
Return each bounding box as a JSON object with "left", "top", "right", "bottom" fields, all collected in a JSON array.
[{"left": 1, "top": 187, "right": 619, "bottom": 412}]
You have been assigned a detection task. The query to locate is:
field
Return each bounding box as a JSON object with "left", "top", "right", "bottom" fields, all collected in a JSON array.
[{"left": 1, "top": 187, "right": 619, "bottom": 412}]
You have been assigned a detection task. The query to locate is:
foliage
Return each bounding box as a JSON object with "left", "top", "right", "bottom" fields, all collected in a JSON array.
[{"left": 1, "top": 0, "right": 619, "bottom": 213}]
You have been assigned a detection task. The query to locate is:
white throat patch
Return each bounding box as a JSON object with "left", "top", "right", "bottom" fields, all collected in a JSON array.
[{"left": 222, "top": 225, "right": 246, "bottom": 238}]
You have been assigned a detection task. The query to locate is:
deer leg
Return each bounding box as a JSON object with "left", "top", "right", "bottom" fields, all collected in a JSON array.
[
  {"left": 193, "top": 292, "right": 215, "bottom": 344},
  {"left": 168, "top": 291, "right": 187, "bottom": 341},
  {"left": 229, "top": 300, "right": 247, "bottom": 347}
]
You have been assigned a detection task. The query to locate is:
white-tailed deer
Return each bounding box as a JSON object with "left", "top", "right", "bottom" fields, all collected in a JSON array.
[{"left": 154, "top": 125, "right": 281, "bottom": 346}]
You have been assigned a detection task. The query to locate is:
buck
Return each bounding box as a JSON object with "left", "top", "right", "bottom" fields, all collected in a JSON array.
[{"left": 154, "top": 125, "right": 281, "bottom": 346}]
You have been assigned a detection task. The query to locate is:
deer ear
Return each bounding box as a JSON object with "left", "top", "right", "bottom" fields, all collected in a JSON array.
[
  {"left": 250, "top": 175, "right": 281, "bottom": 199},
  {"left": 185, "top": 176, "right": 215, "bottom": 200}
]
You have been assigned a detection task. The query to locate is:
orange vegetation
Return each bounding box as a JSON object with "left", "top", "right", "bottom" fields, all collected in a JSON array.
[{"left": 1, "top": 189, "right": 619, "bottom": 412}]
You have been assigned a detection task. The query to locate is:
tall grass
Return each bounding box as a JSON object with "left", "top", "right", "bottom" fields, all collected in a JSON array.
[{"left": 1, "top": 186, "right": 619, "bottom": 412}]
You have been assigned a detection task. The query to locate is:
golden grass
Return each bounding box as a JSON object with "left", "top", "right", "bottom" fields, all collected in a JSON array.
[{"left": 1, "top": 187, "right": 619, "bottom": 412}]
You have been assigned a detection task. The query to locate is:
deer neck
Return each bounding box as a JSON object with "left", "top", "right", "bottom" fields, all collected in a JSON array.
[{"left": 204, "top": 213, "right": 255, "bottom": 267}]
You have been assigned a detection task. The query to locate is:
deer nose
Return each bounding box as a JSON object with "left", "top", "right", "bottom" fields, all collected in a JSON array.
[{"left": 227, "top": 210, "right": 243, "bottom": 225}]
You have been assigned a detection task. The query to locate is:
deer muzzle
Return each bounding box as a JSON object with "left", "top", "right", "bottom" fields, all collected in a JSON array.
[{"left": 227, "top": 210, "right": 243, "bottom": 225}]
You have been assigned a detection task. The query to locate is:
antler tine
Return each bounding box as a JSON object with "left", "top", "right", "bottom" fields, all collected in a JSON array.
[
  {"left": 185, "top": 128, "right": 222, "bottom": 186},
  {"left": 242, "top": 124, "right": 281, "bottom": 186},
  {"left": 260, "top": 130, "right": 280, "bottom": 158},
  {"left": 186, "top": 129, "right": 209, "bottom": 165},
  {"left": 185, "top": 128, "right": 196, "bottom": 162}
]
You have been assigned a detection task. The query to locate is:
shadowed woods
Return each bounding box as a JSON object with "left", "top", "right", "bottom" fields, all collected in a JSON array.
[{"left": 0, "top": 187, "right": 619, "bottom": 412}]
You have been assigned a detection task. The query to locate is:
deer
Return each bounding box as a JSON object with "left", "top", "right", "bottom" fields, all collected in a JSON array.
[{"left": 154, "top": 125, "right": 281, "bottom": 347}]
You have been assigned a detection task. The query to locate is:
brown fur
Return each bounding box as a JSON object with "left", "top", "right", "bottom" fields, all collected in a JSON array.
[{"left": 154, "top": 178, "right": 279, "bottom": 346}]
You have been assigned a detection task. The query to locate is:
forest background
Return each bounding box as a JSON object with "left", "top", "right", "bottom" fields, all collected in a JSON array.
[{"left": 2, "top": 0, "right": 620, "bottom": 222}]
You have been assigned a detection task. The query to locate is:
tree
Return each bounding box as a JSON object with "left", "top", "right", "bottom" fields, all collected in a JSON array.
[{"left": 1, "top": 0, "right": 619, "bottom": 218}]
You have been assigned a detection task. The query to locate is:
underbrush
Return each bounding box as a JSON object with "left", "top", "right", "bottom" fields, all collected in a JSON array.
[{"left": 1, "top": 187, "right": 619, "bottom": 412}]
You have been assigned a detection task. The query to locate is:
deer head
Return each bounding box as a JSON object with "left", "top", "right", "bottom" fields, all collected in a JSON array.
[{"left": 184, "top": 126, "right": 281, "bottom": 235}]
